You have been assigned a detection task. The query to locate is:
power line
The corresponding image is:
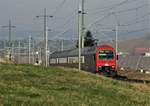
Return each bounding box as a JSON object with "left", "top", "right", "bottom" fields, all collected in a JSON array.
[
  {"left": 51, "top": 8, "right": 78, "bottom": 39},
  {"left": 121, "top": 19, "right": 149, "bottom": 26},
  {"left": 114, "top": 4, "right": 148, "bottom": 14},
  {"left": 54, "top": 29, "right": 71, "bottom": 39},
  {"left": 87, "top": 12, "right": 115, "bottom": 29},
  {"left": 121, "top": 27, "right": 149, "bottom": 35},
  {"left": 86, "top": 1, "right": 147, "bottom": 29},
  {"left": 52, "top": 0, "right": 68, "bottom": 15},
  {"left": 87, "top": 11, "right": 149, "bottom": 31},
  {"left": 53, "top": 11, "right": 77, "bottom": 30},
  {"left": 94, "top": 28, "right": 149, "bottom": 44},
  {"left": 87, "top": 0, "right": 140, "bottom": 14}
]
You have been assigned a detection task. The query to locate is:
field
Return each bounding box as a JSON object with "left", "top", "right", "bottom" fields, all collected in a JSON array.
[{"left": 0, "top": 64, "right": 150, "bottom": 106}]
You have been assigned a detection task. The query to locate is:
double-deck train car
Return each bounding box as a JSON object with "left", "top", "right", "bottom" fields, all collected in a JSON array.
[{"left": 50, "top": 44, "right": 117, "bottom": 76}]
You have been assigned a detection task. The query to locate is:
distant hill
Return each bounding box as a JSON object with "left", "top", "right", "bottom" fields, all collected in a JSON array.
[
  {"left": 118, "top": 36, "right": 149, "bottom": 54},
  {"left": 99, "top": 36, "right": 150, "bottom": 54}
]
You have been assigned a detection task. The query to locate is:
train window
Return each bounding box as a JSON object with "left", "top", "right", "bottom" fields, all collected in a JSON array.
[{"left": 98, "top": 50, "right": 114, "bottom": 60}]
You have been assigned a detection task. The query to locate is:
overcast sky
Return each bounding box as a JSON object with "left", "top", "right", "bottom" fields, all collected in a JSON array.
[{"left": 0, "top": 0, "right": 149, "bottom": 40}]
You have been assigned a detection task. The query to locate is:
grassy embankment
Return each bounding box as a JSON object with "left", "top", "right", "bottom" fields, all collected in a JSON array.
[{"left": 0, "top": 63, "right": 150, "bottom": 106}]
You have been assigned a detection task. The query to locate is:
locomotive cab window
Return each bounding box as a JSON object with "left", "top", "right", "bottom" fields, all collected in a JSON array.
[{"left": 98, "top": 50, "right": 114, "bottom": 60}]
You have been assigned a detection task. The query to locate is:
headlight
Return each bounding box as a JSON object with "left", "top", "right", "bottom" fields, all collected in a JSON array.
[
  {"left": 98, "top": 66, "right": 102, "bottom": 70},
  {"left": 112, "top": 66, "right": 115, "bottom": 69}
]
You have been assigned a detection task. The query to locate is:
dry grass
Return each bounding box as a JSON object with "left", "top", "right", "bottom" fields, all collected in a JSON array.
[{"left": 0, "top": 64, "right": 149, "bottom": 106}]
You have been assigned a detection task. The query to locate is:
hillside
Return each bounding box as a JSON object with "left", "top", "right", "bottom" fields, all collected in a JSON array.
[
  {"left": 118, "top": 36, "right": 149, "bottom": 53},
  {"left": 0, "top": 64, "right": 150, "bottom": 106},
  {"left": 100, "top": 36, "right": 149, "bottom": 54}
]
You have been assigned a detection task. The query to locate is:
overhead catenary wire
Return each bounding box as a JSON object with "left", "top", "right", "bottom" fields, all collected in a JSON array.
[
  {"left": 120, "top": 19, "right": 150, "bottom": 26},
  {"left": 87, "top": 9, "right": 149, "bottom": 31},
  {"left": 87, "top": 12, "right": 116, "bottom": 29},
  {"left": 52, "top": 0, "right": 68, "bottom": 15},
  {"left": 40, "top": 0, "right": 148, "bottom": 42},
  {"left": 87, "top": 0, "right": 141, "bottom": 14},
  {"left": 53, "top": 29, "right": 72, "bottom": 39},
  {"left": 51, "top": 0, "right": 148, "bottom": 42},
  {"left": 51, "top": 5, "right": 78, "bottom": 39},
  {"left": 120, "top": 28, "right": 149, "bottom": 37},
  {"left": 51, "top": 13, "right": 77, "bottom": 39},
  {"left": 113, "top": 4, "right": 148, "bottom": 14},
  {"left": 52, "top": 11, "right": 77, "bottom": 31},
  {"left": 50, "top": 0, "right": 78, "bottom": 38},
  {"left": 86, "top": 0, "right": 147, "bottom": 32},
  {"left": 93, "top": 27, "right": 149, "bottom": 44}
]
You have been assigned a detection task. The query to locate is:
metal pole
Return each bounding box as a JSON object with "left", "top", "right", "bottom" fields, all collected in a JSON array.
[
  {"left": 61, "top": 40, "right": 64, "bottom": 51},
  {"left": 9, "top": 20, "right": 11, "bottom": 51},
  {"left": 36, "top": 8, "right": 53, "bottom": 67},
  {"left": 148, "top": 0, "right": 150, "bottom": 53},
  {"left": 81, "top": 0, "right": 85, "bottom": 48},
  {"left": 11, "top": 41, "right": 14, "bottom": 61},
  {"left": 45, "top": 26, "right": 48, "bottom": 67},
  {"left": 115, "top": 24, "right": 118, "bottom": 55},
  {"left": 29, "top": 36, "right": 31, "bottom": 64},
  {"left": 44, "top": 8, "right": 47, "bottom": 66},
  {"left": 78, "top": 0, "right": 84, "bottom": 71},
  {"left": 23, "top": 43, "right": 25, "bottom": 64},
  {"left": 115, "top": 24, "right": 119, "bottom": 69},
  {"left": 18, "top": 41, "right": 21, "bottom": 64},
  {"left": 2, "top": 20, "right": 16, "bottom": 61},
  {"left": 40, "top": 48, "right": 42, "bottom": 64},
  {"left": 8, "top": 20, "right": 12, "bottom": 61},
  {"left": 32, "top": 39, "right": 35, "bottom": 64}
]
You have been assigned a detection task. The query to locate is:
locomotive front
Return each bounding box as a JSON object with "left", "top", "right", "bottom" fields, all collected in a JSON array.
[{"left": 96, "top": 45, "right": 117, "bottom": 76}]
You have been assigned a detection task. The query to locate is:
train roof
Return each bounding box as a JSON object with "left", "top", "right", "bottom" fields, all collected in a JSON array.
[
  {"left": 97, "top": 44, "right": 114, "bottom": 49},
  {"left": 50, "top": 46, "right": 96, "bottom": 58},
  {"left": 50, "top": 44, "right": 115, "bottom": 58}
]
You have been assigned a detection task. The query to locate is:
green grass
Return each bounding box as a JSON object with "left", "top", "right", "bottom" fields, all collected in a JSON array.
[{"left": 0, "top": 64, "right": 150, "bottom": 106}]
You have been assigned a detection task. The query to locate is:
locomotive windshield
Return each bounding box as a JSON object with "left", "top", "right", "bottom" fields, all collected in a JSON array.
[{"left": 98, "top": 50, "right": 114, "bottom": 60}]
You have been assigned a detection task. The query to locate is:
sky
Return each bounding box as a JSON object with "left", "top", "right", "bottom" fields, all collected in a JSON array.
[{"left": 0, "top": 0, "right": 149, "bottom": 41}]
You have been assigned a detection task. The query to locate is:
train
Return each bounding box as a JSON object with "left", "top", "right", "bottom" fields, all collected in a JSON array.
[{"left": 49, "top": 44, "right": 117, "bottom": 76}]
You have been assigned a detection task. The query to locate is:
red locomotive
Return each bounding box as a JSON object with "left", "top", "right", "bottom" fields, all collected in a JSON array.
[
  {"left": 50, "top": 44, "right": 117, "bottom": 76},
  {"left": 95, "top": 45, "right": 117, "bottom": 76}
]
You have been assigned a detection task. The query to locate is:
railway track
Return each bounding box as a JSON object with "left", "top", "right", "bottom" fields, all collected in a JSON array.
[{"left": 113, "top": 75, "right": 150, "bottom": 84}]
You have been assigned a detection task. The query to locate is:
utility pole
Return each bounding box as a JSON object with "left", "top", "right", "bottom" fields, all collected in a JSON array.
[
  {"left": 12, "top": 42, "right": 14, "bottom": 61},
  {"left": 45, "top": 27, "right": 48, "bottom": 67},
  {"left": 29, "top": 36, "right": 31, "bottom": 64},
  {"left": 61, "top": 39, "right": 64, "bottom": 51},
  {"left": 31, "top": 38, "right": 35, "bottom": 64},
  {"left": 148, "top": 0, "right": 150, "bottom": 53},
  {"left": 115, "top": 24, "right": 118, "bottom": 55},
  {"left": 36, "top": 8, "right": 53, "bottom": 67},
  {"left": 113, "top": 11, "right": 120, "bottom": 55},
  {"left": 81, "top": 0, "right": 85, "bottom": 49},
  {"left": 2, "top": 20, "right": 16, "bottom": 61},
  {"left": 18, "top": 41, "right": 21, "bottom": 64},
  {"left": 78, "top": 0, "right": 85, "bottom": 71},
  {"left": 39, "top": 47, "right": 42, "bottom": 64}
]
